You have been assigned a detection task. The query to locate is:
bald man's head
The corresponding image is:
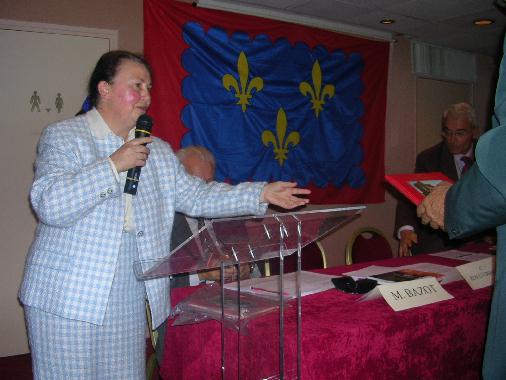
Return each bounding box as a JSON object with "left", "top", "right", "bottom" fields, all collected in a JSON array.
[{"left": 176, "top": 146, "right": 215, "bottom": 182}]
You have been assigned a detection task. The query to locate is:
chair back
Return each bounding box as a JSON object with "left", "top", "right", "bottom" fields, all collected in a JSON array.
[
  {"left": 266, "top": 241, "right": 327, "bottom": 276},
  {"left": 345, "top": 227, "right": 393, "bottom": 265}
]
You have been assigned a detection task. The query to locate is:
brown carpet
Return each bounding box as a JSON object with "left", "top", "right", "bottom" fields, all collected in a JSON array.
[{"left": 0, "top": 353, "right": 32, "bottom": 380}]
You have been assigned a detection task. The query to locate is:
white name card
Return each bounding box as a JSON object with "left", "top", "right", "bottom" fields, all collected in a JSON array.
[
  {"left": 456, "top": 257, "right": 495, "bottom": 290},
  {"left": 377, "top": 277, "right": 454, "bottom": 311}
]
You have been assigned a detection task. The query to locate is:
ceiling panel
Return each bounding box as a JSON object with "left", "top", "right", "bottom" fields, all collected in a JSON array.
[
  {"left": 383, "top": 0, "right": 492, "bottom": 22},
  {"left": 289, "top": 0, "right": 371, "bottom": 19},
  {"left": 197, "top": 0, "right": 505, "bottom": 57}
]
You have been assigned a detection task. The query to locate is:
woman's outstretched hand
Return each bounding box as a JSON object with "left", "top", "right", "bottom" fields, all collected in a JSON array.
[{"left": 260, "top": 182, "right": 311, "bottom": 209}]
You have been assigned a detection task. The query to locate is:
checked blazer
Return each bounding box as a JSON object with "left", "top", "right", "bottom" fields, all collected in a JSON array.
[{"left": 19, "top": 112, "right": 267, "bottom": 329}]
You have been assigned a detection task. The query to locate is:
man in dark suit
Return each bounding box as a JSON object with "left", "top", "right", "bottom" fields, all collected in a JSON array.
[
  {"left": 169, "top": 146, "right": 217, "bottom": 287},
  {"left": 169, "top": 146, "right": 252, "bottom": 285},
  {"left": 155, "top": 146, "right": 252, "bottom": 363},
  {"left": 394, "top": 102, "right": 478, "bottom": 256}
]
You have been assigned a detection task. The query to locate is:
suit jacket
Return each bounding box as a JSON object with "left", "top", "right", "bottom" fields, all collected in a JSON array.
[
  {"left": 394, "top": 141, "right": 464, "bottom": 254},
  {"left": 19, "top": 113, "right": 267, "bottom": 328},
  {"left": 169, "top": 212, "right": 194, "bottom": 288}
]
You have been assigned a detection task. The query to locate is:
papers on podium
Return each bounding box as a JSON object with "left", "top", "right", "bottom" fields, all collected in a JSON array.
[
  {"left": 171, "top": 272, "right": 337, "bottom": 329},
  {"left": 224, "top": 271, "right": 336, "bottom": 299},
  {"left": 172, "top": 283, "right": 282, "bottom": 326}
]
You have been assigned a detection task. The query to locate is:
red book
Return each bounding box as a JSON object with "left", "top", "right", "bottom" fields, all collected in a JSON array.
[{"left": 385, "top": 172, "right": 453, "bottom": 206}]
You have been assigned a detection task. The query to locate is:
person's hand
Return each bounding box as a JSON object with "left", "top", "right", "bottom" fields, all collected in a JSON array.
[
  {"left": 260, "top": 182, "right": 310, "bottom": 209},
  {"left": 198, "top": 263, "right": 252, "bottom": 282},
  {"left": 416, "top": 181, "right": 452, "bottom": 230},
  {"left": 109, "top": 137, "right": 153, "bottom": 173},
  {"left": 198, "top": 268, "right": 225, "bottom": 282},
  {"left": 398, "top": 230, "right": 417, "bottom": 257},
  {"left": 238, "top": 263, "right": 252, "bottom": 280}
]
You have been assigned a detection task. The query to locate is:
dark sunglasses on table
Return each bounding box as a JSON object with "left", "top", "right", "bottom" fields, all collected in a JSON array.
[{"left": 332, "top": 276, "right": 377, "bottom": 294}]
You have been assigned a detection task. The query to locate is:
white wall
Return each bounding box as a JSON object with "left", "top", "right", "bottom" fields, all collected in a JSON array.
[{"left": 0, "top": 21, "right": 116, "bottom": 356}]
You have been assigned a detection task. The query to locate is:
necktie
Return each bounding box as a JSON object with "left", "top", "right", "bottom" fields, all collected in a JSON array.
[
  {"left": 197, "top": 217, "right": 206, "bottom": 230},
  {"left": 461, "top": 156, "right": 473, "bottom": 176}
]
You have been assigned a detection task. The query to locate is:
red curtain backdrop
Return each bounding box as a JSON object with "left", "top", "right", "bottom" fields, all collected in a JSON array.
[{"left": 144, "top": 0, "right": 389, "bottom": 204}]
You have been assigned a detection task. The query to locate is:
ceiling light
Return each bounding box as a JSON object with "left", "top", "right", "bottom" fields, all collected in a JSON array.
[
  {"left": 473, "top": 19, "right": 495, "bottom": 26},
  {"left": 380, "top": 19, "right": 395, "bottom": 25}
]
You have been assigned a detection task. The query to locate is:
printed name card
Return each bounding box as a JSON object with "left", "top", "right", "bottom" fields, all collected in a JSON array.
[
  {"left": 456, "top": 257, "right": 495, "bottom": 290},
  {"left": 377, "top": 277, "right": 454, "bottom": 311}
]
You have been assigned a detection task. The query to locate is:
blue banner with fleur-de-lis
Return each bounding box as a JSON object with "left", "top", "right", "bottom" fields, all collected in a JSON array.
[{"left": 145, "top": 0, "right": 389, "bottom": 204}]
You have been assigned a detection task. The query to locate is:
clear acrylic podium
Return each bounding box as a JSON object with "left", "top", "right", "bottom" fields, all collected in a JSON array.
[{"left": 134, "top": 206, "right": 364, "bottom": 379}]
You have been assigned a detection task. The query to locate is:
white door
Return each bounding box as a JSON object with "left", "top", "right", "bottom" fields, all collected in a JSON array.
[{"left": 0, "top": 20, "right": 116, "bottom": 356}]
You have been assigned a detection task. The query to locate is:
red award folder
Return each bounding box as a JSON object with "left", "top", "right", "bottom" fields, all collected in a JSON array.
[{"left": 385, "top": 172, "right": 453, "bottom": 206}]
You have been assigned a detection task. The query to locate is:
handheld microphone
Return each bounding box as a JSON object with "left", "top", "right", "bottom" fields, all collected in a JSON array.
[{"left": 124, "top": 114, "right": 153, "bottom": 195}]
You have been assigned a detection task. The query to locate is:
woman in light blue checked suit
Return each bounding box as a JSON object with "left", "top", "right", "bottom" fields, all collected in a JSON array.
[{"left": 19, "top": 50, "right": 310, "bottom": 379}]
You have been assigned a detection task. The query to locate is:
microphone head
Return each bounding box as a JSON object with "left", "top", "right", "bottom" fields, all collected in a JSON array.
[{"left": 135, "top": 114, "right": 153, "bottom": 138}]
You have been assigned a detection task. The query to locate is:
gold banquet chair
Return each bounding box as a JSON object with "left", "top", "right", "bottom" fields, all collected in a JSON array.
[
  {"left": 345, "top": 226, "right": 393, "bottom": 265},
  {"left": 265, "top": 241, "right": 327, "bottom": 276}
]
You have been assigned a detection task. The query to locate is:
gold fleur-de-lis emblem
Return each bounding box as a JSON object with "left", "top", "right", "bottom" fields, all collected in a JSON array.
[
  {"left": 299, "top": 60, "right": 335, "bottom": 117},
  {"left": 222, "top": 51, "right": 263, "bottom": 112},
  {"left": 262, "top": 108, "right": 300, "bottom": 166}
]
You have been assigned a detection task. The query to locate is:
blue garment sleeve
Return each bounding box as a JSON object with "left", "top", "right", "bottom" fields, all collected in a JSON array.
[
  {"left": 445, "top": 165, "right": 506, "bottom": 239},
  {"left": 445, "top": 125, "right": 506, "bottom": 239}
]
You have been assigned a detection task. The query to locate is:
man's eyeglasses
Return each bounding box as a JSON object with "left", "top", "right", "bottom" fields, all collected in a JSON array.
[
  {"left": 441, "top": 128, "right": 472, "bottom": 138},
  {"left": 332, "top": 276, "right": 377, "bottom": 294}
]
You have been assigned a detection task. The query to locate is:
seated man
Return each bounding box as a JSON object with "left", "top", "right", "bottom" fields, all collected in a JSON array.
[
  {"left": 394, "top": 102, "right": 478, "bottom": 256},
  {"left": 154, "top": 145, "right": 254, "bottom": 363}
]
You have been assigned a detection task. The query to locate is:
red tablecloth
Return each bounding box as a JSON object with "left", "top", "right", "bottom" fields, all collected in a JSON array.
[{"left": 161, "top": 254, "right": 492, "bottom": 380}]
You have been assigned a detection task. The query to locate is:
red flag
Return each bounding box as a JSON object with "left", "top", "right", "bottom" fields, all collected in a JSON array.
[{"left": 144, "top": 0, "right": 389, "bottom": 204}]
